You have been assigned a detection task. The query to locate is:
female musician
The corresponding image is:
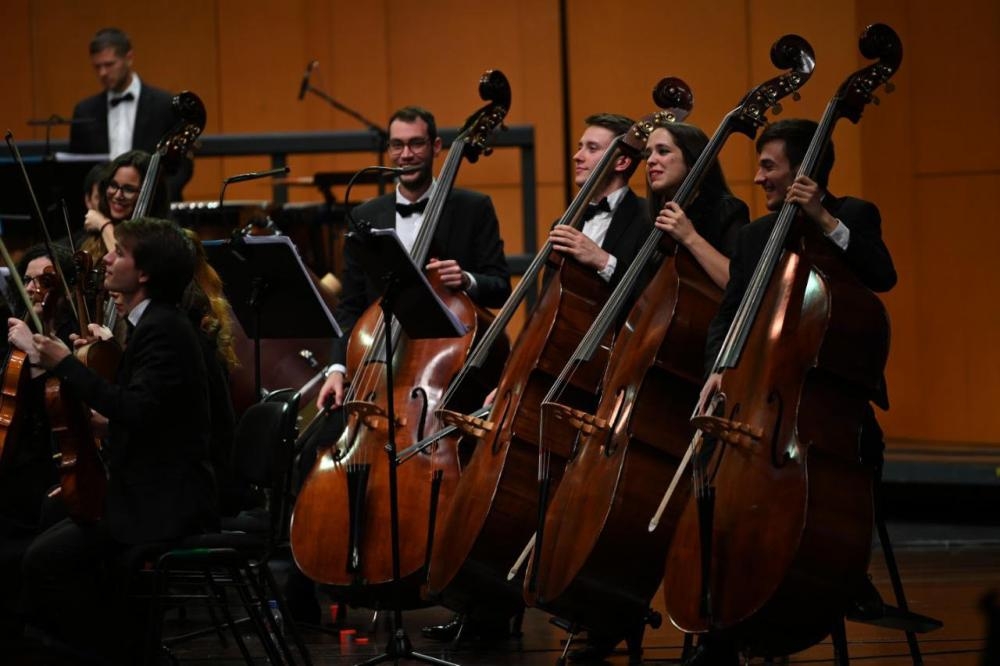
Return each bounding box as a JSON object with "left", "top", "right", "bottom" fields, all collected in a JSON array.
[
  {"left": 546, "top": 123, "right": 749, "bottom": 663},
  {"left": 646, "top": 122, "right": 745, "bottom": 289},
  {"left": 180, "top": 229, "right": 247, "bottom": 517},
  {"left": 78, "top": 150, "right": 170, "bottom": 259},
  {"left": 0, "top": 246, "right": 78, "bottom": 642}
]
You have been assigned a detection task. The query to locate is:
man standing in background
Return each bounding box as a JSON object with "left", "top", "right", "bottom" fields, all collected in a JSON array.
[{"left": 70, "top": 27, "right": 192, "bottom": 201}]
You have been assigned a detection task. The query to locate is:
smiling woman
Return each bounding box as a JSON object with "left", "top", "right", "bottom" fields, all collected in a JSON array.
[{"left": 77, "top": 150, "right": 169, "bottom": 262}]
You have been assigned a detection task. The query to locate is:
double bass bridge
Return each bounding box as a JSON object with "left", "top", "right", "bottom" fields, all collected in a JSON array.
[
  {"left": 344, "top": 399, "right": 406, "bottom": 432},
  {"left": 437, "top": 408, "right": 494, "bottom": 440},
  {"left": 690, "top": 413, "right": 763, "bottom": 449}
]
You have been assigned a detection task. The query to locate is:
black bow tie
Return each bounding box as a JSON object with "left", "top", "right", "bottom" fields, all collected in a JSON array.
[
  {"left": 396, "top": 199, "right": 428, "bottom": 218},
  {"left": 581, "top": 197, "right": 612, "bottom": 222},
  {"left": 110, "top": 92, "right": 135, "bottom": 108}
]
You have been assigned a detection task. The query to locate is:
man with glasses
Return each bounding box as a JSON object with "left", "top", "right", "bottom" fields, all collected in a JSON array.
[
  {"left": 286, "top": 106, "right": 511, "bottom": 626},
  {"left": 315, "top": 105, "right": 511, "bottom": 411},
  {"left": 70, "top": 27, "right": 191, "bottom": 201}
]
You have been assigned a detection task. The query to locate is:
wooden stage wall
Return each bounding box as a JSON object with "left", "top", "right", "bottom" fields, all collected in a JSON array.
[{"left": 4, "top": 0, "right": 998, "bottom": 451}]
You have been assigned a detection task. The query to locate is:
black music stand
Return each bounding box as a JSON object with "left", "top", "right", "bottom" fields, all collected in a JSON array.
[
  {"left": 349, "top": 226, "right": 464, "bottom": 666},
  {"left": 203, "top": 235, "right": 342, "bottom": 400}
]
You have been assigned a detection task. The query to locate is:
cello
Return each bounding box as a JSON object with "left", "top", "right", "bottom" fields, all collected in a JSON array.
[
  {"left": 524, "top": 35, "right": 814, "bottom": 646},
  {"left": 426, "top": 80, "right": 694, "bottom": 621},
  {"left": 290, "top": 70, "right": 511, "bottom": 606},
  {"left": 663, "top": 24, "right": 902, "bottom": 658}
]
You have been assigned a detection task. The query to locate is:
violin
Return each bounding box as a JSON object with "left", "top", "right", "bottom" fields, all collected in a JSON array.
[
  {"left": 0, "top": 263, "right": 38, "bottom": 471},
  {"left": 524, "top": 35, "right": 814, "bottom": 643},
  {"left": 290, "top": 71, "right": 511, "bottom": 606},
  {"left": 664, "top": 24, "right": 902, "bottom": 658},
  {"left": 424, "top": 81, "right": 696, "bottom": 620}
]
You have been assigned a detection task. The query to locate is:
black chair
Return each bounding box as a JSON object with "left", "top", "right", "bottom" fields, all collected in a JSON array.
[{"left": 142, "top": 388, "right": 312, "bottom": 665}]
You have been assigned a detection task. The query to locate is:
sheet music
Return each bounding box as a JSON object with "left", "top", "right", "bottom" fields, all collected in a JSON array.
[{"left": 365, "top": 226, "right": 468, "bottom": 336}]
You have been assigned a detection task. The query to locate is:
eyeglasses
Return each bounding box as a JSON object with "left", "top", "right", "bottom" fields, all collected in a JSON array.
[
  {"left": 107, "top": 181, "right": 140, "bottom": 198},
  {"left": 387, "top": 138, "right": 430, "bottom": 155}
]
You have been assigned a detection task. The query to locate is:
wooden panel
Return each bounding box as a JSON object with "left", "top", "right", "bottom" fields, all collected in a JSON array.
[
  {"left": 13, "top": 0, "right": 1000, "bottom": 449},
  {"left": 908, "top": 0, "right": 1000, "bottom": 175},
  {"left": 901, "top": 174, "right": 1000, "bottom": 442},
  {"left": 2, "top": 1, "right": 35, "bottom": 140}
]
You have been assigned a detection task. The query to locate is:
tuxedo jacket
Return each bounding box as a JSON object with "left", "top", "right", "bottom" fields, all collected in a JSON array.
[
  {"left": 52, "top": 301, "right": 217, "bottom": 544},
  {"left": 562, "top": 188, "right": 651, "bottom": 292},
  {"left": 705, "top": 193, "right": 897, "bottom": 373},
  {"left": 69, "top": 82, "right": 193, "bottom": 200},
  {"left": 331, "top": 188, "right": 511, "bottom": 366}
]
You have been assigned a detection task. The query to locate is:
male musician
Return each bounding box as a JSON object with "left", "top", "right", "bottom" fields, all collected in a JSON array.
[
  {"left": 289, "top": 105, "right": 509, "bottom": 626},
  {"left": 10, "top": 217, "right": 216, "bottom": 663},
  {"left": 692, "top": 118, "right": 896, "bottom": 665},
  {"left": 70, "top": 27, "right": 191, "bottom": 201},
  {"left": 548, "top": 113, "right": 651, "bottom": 290},
  {"left": 705, "top": 118, "right": 896, "bottom": 384},
  {"left": 314, "top": 105, "right": 511, "bottom": 411}
]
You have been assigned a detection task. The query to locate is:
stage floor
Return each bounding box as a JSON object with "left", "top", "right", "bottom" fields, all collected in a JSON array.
[{"left": 160, "top": 543, "right": 996, "bottom": 665}]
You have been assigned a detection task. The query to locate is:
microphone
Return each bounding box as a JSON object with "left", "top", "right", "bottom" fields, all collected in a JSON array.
[
  {"left": 222, "top": 166, "right": 290, "bottom": 185},
  {"left": 298, "top": 60, "right": 318, "bottom": 101},
  {"left": 388, "top": 165, "right": 422, "bottom": 175}
]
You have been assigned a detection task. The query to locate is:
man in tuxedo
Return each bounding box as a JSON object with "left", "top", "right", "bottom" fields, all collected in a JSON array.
[
  {"left": 70, "top": 27, "right": 192, "bottom": 201},
  {"left": 705, "top": 118, "right": 896, "bottom": 371},
  {"left": 691, "top": 119, "right": 896, "bottom": 665},
  {"left": 12, "top": 217, "right": 216, "bottom": 663},
  {"left": 548, "top": 112, "right": 651, "bottom": 291},
  {"left": 315, "top": 105, "right": 511, "bottom": 410}
]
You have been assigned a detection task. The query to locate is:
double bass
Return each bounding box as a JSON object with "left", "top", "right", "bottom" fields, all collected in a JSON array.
[
  {"left": 664, "top": 24, "right": 902, "bottom": 658},
  {"left": 290, "top": 70, "right": 511, "bottom": 606},
  {"left": 426, "top": 80, "right": 694, "bottom": 620},
  {"left": 525, "top": 35, "right": 815, "bottom": 646}
]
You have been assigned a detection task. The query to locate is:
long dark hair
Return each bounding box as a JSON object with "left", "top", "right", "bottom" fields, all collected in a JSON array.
[
  {"left": 646, "top": 122, "right": 735, "bottom": 219},
  {"left": 98, "top": 150, "right": 169, "bottom": 221}
]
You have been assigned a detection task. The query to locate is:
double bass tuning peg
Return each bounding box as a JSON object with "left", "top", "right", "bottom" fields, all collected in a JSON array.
[
  {"left": 884, "top": 82, "right": 896, "bottom": 94},
  {"left": 772, "top": 102, "right": 784, "bottom": 115},
  {"left": 791, "top": 92, "right": 801, "bottom": 102}
]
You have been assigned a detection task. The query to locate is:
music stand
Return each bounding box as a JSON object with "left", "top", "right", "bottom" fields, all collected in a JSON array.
[
  {"left": 203, "top": 234, "right": 342, "bottom": 400},
  {"left": 349, "top": 226, "right": 464, "bottom": 666}
]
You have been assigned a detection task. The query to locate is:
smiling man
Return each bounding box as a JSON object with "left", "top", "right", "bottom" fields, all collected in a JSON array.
[
  {"left": 314, "top": 105, "right": 511, "bottom": 411},
  {"left": 70, "top": 27, "right": 192, "bottom": 200},
  {"left": 547, "top": 113, "right": 650, "bottom": 290}
]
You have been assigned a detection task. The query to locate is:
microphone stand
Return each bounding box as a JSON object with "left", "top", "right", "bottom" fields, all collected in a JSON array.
[
  {"left": 303, "top": 83, "right": 389, "bottom": 193},
  {"left": 219, "top": 166, "right": 291, "bottom": 399}
]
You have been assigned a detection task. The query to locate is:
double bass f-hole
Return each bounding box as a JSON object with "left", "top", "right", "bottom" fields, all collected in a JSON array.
[
  {"left": 766, "top": 389, "right": 792, "bottom": 467},
  {"left": 410, "top": 386, "right": 430, "bottom": 446},
  {"left": 601, "top": 387, "right": 629, "bottom": 458}
]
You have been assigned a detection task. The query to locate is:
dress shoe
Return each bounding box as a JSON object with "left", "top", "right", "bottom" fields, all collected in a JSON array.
[
  {"left": 846, "top": 576, "right": 886, "bottom": 622},
  {"left": 421, "top": 614, "right": 463, "bottom": 641},
  {"left": 421, "top": 613, "right": 511, "bottom": 643}
]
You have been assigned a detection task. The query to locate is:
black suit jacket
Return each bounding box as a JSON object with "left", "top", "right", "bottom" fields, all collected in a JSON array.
[
  {"left": 566, "top": 188, "right": 651, "bottom": 292},
  {"left": 705, "top": 193, "right": 897, "bottom": 371},
  {"left": 331, "top": 188, "right": 511, "bottom": 366},
  {"left": 70, "top": 81, "right": 193, "bottom": 200},
  {"left": 51, "top": 301, "right": 217, "bottom": 544}
]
